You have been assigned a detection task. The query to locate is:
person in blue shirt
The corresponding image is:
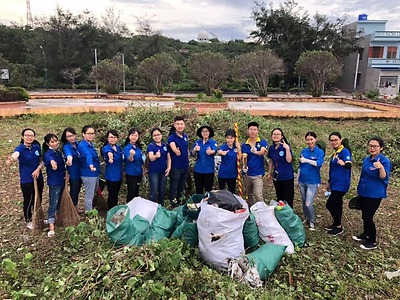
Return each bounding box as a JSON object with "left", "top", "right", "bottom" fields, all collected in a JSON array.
[
  {"left": 77, "top": 125, "right": 100, "bottom": 212},
  {"left": 267, "top": 128, "right": 295, "bottom": 208},
  {"left": 298, "top": 131, "right": 325, "bottom": 231},
  {"left": 123, "top": 128, "right": 144, "bottom": 203},
  {"left": 218, "top": 129, "right": 241, "bottom": 194},
  {"left": 168, "top": 116, "right": 190, "bottom": 206},
  {"left": 241, "top": 121, "right": 268, "bottom": 206},
  {"left": 352, "top": 136, "right": 391, "bottom": 250},
  {"left": 61, "top": 127, "right": 81, "bottom": 207},
  {"left": 43, "top": 133, "right": 66, "bottom": 237},
  {"left": 6, "top": 128, "right": 44, "bottom": 229},
  {"left": 147, "top": 127, "right": 171, "bottom": 205},
  {"left": 325, "top": 132, "right": 352, "bottom": 236},
  {"left": 102, "top": 130, "right": 123, "bottom": 210},
  {"left": 191, "top": 125, "right": 218, "bottom": 194}
]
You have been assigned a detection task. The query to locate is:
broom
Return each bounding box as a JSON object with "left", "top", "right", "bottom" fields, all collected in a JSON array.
[
  {"left": 93, "top": 186, "right": 108, "bottom": 213},
  {"left": 55, "top": 174, "right": 81, "bottom": 227},
  {"left": 31, "top": 178, "right": 45, "bottom": 234}
]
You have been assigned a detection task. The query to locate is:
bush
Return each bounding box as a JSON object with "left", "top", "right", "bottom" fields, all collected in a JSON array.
[
  {"left": 365, "top": 89, "right": 380, "bottom": 99},
  {"left": 0, "top": 85, "right": 29, "bottom": 102}
]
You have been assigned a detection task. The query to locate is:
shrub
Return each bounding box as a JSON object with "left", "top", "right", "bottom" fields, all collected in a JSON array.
[
  {"left": 364, "top": 89, "right": 380, "bottom": 99},
  {"left": 0, "top": 85, "right": 29, "bottom": 102}
]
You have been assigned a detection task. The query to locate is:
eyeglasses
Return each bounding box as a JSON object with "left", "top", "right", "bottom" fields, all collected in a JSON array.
[
  {"left": 23, "top": 134, "right": 35, "bottom": 137},
  {"left": 368, "top": 145, "right": 380, "bottom": 149}
]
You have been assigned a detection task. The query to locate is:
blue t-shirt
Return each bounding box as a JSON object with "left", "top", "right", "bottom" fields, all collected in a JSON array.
[
  {"left": 123, "top": 143, "right": 144, "bottom": 176},
  {"left": 168, "top": 132, "right": 189, "bottom": 170},
  {"left": 102, "top": 144, "right": 123, "bottom": 182},
  {"left": 267, "top": 144, "right": 294, "bottom": 181},
  {"left": 357, "top": 153, "right": 390, "bottom": 198},
  {"left": 192, "top": 138, "right": 218, "bottom": 174},
  {"left": 298, "top": 146, "right": 324, "bottom": 184},
  {"left": 218, "top": 143, "right": 239, "bottom": 179},
  {"left": 77, "top": 139, "right": 100, "bottom": 177},
  {"left": 62, "top": 141, "right": 80, "bottom": 180},
  {"left": 15, "top": 143, "right": 43, "bottom": 184},
  {"left": 147, "top": 142, "right": 169, "bottom": 174},
  {"left": 329, "top": 146, "right": 352, "bottom": 192},
  {"left": 44, "top": 149, "right": 65, "bottom": 186},
  {"left": 242, "top": 138, "right": 268, "bottom": 176}
]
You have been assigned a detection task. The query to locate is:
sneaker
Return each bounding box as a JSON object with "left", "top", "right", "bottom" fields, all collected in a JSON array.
[
  {"left": 352, "top": 233, "right": 368, "bottom": 242},
  {"left": 327, "top": 227, "right": 344, "bottom": 236},
  {"left": 309, "top": 222, "right": 315, "bottom": 231},
  {"left": 360, "top": 241, "right": 377, "bottom": 250},
  {"left": 324, "top": 223, "right": 336, "bottom": 231},
  {"left": 26, "top": 222, "right": 33, "bottom": 229}
]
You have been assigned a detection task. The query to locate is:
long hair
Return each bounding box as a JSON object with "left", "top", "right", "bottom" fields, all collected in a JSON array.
[
  {"left": 61, "top": 127, "right": 77, "bottom": 145},
  {"left": 20, "top": 128, "right": 40, "bottom": 146},
  {"left": 124, "top": 128, "right": 142, "bottom": 149},
  {"left": 42, "top": 133, "right": 58, "bottom": 154}
]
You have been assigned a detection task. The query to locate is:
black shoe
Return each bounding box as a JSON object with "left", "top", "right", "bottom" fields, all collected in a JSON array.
[
  {"left": 352, "top": 233, "right": 368, "bottom": 242},
  {"left": 327, "top": 227, "right": 344, "bottom": 236},
  {"left": 324, "top": 223, "right": 336, "bottom": 231},
  {"left": 360, "top": 241, "right": 377, "bottom": 250}
]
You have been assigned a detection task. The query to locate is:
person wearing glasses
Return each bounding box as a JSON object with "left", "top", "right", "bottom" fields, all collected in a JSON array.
[
  {"left": 147, "top": 127, "right": 171, "bottom": 205},
  {"left": 267, "top": 128, "right": 294, "bottom": 208},
  {"left": 102, "top": 130, "right": 123, "bottom": 210},
  {"left": 77, "top": 125, "right": 100, "bottom": 212},
  {"left": 325, "top": 132, "right": 352, "bottom": 236},
  {"left": 352, "top": 137, "right": 391, "bottom": 250},
  {"left": 6, "top": 128, "right": 44, "bottom": 229}
]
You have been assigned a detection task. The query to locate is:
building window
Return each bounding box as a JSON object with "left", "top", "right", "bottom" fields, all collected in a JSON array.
[
  {"left": 387, "top": 46, "right": 397, "bottom": 59},
  {"left": 379, "top": 76, "right": 397, "bottom": 88},
  {"left": 368, "top": 46, "right": 384, "bottom": 58}
]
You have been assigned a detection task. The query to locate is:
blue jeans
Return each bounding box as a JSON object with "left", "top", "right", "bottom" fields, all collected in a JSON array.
[
  {"left": 168, "top": 168, "right": 189, "bottom": 203},
  {"left": 149, "top": 172, "right": 167, "bottom": 205},
  {"left": 299, "top": 182, "right": 319, "bottom": 224},
  {"left": 48, "top": 185, "right": 63, "bottom": 224}
]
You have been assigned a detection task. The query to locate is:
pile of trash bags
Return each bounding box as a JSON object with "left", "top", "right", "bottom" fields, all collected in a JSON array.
[{"left": 106, "top": 190, "right": 306, "bottom": 287}]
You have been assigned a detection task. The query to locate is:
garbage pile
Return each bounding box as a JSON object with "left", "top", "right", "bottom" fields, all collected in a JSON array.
[{"left": 106, "top": 191, "right": 306, "bottom": 286}]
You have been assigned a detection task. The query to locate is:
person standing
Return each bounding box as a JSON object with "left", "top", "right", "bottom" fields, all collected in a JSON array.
[
  {"left": 102, "top": 130, "right": 123, "bottom": 210},
  {"left": 352, "top": 137, "right": 390, "bottom": 250},
  {"left": 77, "top": 125, "right": 100, "bottom": 212},
  {"left": 147, "top": 127, "right": 171, "bottom": 205},
  {"left": 241, "top": 121, "right": 268, "bottom": 206},
  {"left": 298, "top": 131, "right": 324, "bottom": 231},
  {"left": 168, "top": 116, "right": 190, "bottom": 206},
  {"left": 191, "top": 125, "right": 217, "bottom": 194},
  {"left": 123, "top": 128, "right": 144, "bottom": 203},
  {"left": 218, "top": 129, "right": 241, "bottom": 194},
  {"left": 61, "top": 127, "right": 81, "bottom": 207},
  {"left": 325, "top": 132, "right": 352, "bottom": 236},
  {"left": 6, "top": 128, "right": 44, "bottom": 229},
  {"left": 267, "top": 128, "right": 295, "bottom": 208},
  {"left": 43, "top": 133, "right": 65, "bottom": 237}
]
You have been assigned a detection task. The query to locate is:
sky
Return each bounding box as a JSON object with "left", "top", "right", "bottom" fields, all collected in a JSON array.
[{"left": 1, "top": 0, "right": 400, "bottom": 41}]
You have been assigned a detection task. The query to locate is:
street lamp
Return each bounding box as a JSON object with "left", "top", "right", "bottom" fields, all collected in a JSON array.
[{"left": 39, "top": 45, "right": 48, "bottom": 90}]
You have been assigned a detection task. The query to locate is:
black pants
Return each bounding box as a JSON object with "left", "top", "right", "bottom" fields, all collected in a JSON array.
[
  {"left": 106, "top": 180, "right": 122, "bottom": 210},
  {"left": 194, "top": 172, "right": 214, "bottom": 195},
  {"left": 218, "top": 177, "right": 236, "bottom": 194},
  {"left": 69, "top": 178, "right": 82, "bottom": 207},
  {"left": 21, "top": 180, "right": 44, "bottom": 222},
  {"left": 359, "top": 196, "right": 382, "bottom": 243},
  {"left": 326, "top": 190, "right": 347, "bottom": 226},
  {"left": 126, "top": 174, "right": 141, "bottom": 203},
  {"left": 273, "top": 178, "right": 294, "bottom": 208}
]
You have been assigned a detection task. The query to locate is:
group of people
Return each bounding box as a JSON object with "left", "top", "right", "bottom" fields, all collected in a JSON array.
[{"left": 7, "top": 118, "right": 391, "bottom": 250}]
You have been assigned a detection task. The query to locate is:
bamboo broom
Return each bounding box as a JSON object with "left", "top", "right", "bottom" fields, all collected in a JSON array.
[{"left": 31, "top": 178, "right": 45, "bottom": 234}]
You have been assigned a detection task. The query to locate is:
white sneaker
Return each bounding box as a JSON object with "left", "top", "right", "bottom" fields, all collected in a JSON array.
[
  {"left": 26, "top": 222, "right": 33, "bottom": 229},
  {"left": 309, "top": 222, "right": 315, "bottom": 231}
]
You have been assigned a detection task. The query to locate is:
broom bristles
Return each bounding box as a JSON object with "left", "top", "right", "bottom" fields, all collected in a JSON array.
[
  {"left": 93, "top": 187, "right": 108, "bottom": 213},
  {"left": 55, "top": 183, "right": 81, "bottom": 227},
  {"left": 31, "top": 178, "right": 45, "bottom": 234}
]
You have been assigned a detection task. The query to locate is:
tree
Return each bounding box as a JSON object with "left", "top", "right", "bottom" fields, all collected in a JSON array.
[
  {"left": 137, "top": 53, "right": 178, "bottom": 95},
  {"left": 294, "top": 51, "right": 342, "bottom": 97},
  {"left": 187, "top": 51, "right": 229, "bottom": 95},
  {"left": 10, "top": 64, "right": 37, "bottom": 88},
  {"left": 233, "top": 49, "right": 285, "bottom": 96},
  {"left": 90, "top": 55, "right": 128, "bottom": 94},
  {"left": 60, "top": 67, "right": 81, "bottom": 90}
]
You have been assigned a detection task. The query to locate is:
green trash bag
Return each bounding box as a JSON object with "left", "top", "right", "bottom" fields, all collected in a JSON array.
[
  {"left": 274, "top": 204, "right": 306, "bottom": 247},
  {"left": 246, "top": 243, "right": 287, "bottom": 280},
  {"left": 243, "top": 213, "right": 260, "bottom": 251},
  {"left": 171, "top": 218, "right": 198, "bottom": 247},
  {"left": 174, "top": 205, "right": 185, "bottom": 227},
  {"left": 182, "top": 194, "right": 204, "bottom": 221},
  {"left": 106, "top": 205, "right": 150, "bottom": 246},
  {"left": 146, "top": 206, "right": 178, "bottom": 242}
]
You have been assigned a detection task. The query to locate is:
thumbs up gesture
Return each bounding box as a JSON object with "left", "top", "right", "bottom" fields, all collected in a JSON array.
[
  {"left": 155, "top": 150, "right": 161, "bottom": 158},
  {"left": 194, "top": 143, "right": 200, "bottom": 152},
  {"left": 373, "top": 158, "right": 383, "bottom": 169},
  {"left": 206, "top": 147, "right": 213, "bottom": 155}
]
